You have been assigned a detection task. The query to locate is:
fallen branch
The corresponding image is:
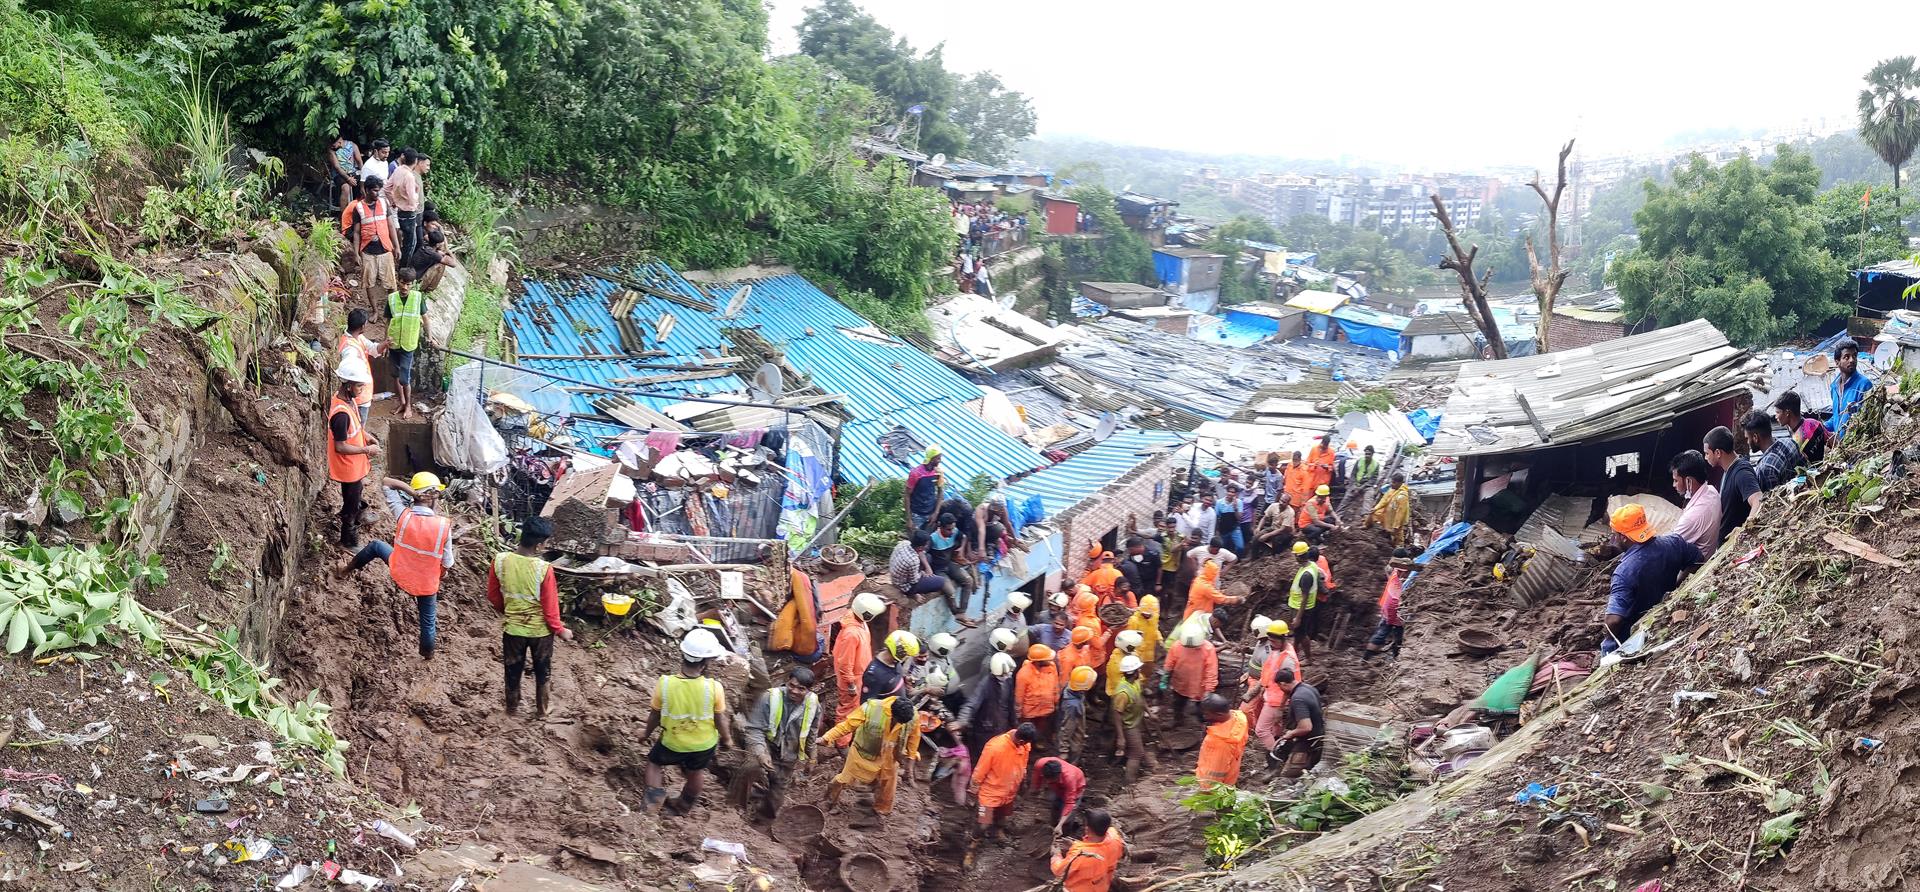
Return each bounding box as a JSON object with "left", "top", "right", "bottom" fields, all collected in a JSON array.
[
  {"left": 1695, "top": 756, "right": 1776, "bottom": 787},
  {"left": 1784, "top": 652, "right": 1884, "bottom": 671},
  {"left": 1823, "top": 530, "right": 1906, "bottom": 567}
]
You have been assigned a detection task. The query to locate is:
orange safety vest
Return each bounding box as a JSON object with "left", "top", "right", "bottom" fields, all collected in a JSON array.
[
  {"left": 326, "top": 396, "right": 369, "bottom": 483},
  {"left": 1297, "top": 498, "right": 1330, "bottom": 529},
  {"left": 390, "top": 509, "right": 451, "bottom": 596},
  {"left": 1261, "top": 644, "right": 1300, "bottom": 707},
  {"left": 341, "top": 198, "right": 394, "bottom": 253},
  {"left": 1196, "top": 709, "right": 1250, "bottom": 788},
  {"left": 337, "top": 334, "right": 374, "bottom": 407}
]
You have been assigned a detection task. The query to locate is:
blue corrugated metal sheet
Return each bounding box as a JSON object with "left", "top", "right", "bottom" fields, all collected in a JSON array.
[
  {"left": 509, "top": 263, "right": 1045, "bottom": 483},
  {"left": 1189, "top": 315, "right": 1272, "bottom": 349},
  {"left": 1002, "top": 430, "right": 1185, "bottom": 518}
]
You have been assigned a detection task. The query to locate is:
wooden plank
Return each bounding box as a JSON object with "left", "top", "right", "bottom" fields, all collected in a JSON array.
[
  {"left": 1514, "top": 392, "right": 1552, "bottom": 444},
  {"left": 609, "top": 369, "right": 736, "bottom": 386}
]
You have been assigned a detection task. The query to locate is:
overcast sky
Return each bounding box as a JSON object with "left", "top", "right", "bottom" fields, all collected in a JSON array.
[{"left": 768, "top": 0, "right": 1874, "bottom": 171}]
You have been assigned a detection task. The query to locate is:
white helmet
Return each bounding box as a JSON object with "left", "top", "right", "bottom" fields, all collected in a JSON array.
[
  {"left": 680, "top": 628, "right": 726, "bottom": 661},
  {"left": 989, "top": 628, "right": 1019, "bottom": 653},
  {"left": 989, "top": 653, "right": 1017, "bottom": 677},
  {"left": 1249, "top": 614, "right": 1272, "bottom": 633},
  {"left": 1048, "top": 591, "right": 1070, "bottom": 609},
  {"left": 851, "top": 593, "right": 886, "bottom": 621},
  {"left": 1116, "top": 630, "right": 1144, "bottom": 651},
  {"left": 924, "top": 668, "right": 951, "bottom": 691},
  {"left": 1119, "top": 655, "right": 1144, "bottom": 674},
  {"left": 1178, "top": 623, "right": 1207, "bottom": 648},
  {"left": 929, "top": 632, "right": 959, "bottom": 656},
  {"left": 1006, "top": 592, "right": 1032, "bottom": 611}
]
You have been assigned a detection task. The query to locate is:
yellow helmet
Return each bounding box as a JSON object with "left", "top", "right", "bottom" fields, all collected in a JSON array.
[
  {"left": 1292, "top": 541, "right": 1311, "bottom": 555},
  {"left": 1315, "top": 484, "right": 1331, "bottom": 497},
  {"left": 1266, "top": 620, "right": 1292, "bottom": 637},
  {"left": 884, "top": 630, "right": 921, "bottom": 660},
  {"left": 1067, "top": 666, "right": 1099, "bottom": 691},
  {"left": 409, "top": 472, "right": 446, "bottom": 492}
]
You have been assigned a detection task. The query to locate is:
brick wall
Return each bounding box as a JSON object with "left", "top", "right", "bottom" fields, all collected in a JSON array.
[
  {"left": 1056, "top": 451, "right": 1177, "bottom": 582},
  {"left": 1548, "top": 316, "right": 1626, "bottom": 352}
]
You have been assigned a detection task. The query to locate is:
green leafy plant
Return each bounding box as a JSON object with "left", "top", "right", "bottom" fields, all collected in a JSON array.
[
  {"left": 1335, "top": 389, "right": 1397, "bottom": 416},
  {"left": 1177, "top": 780, "right": 1272, "bottom": 867},
  {"left": 179, "top": 627, "right": 349, "bottom": 775},
  {"left": 0, "top": 539, "right": 164, "bottom": 655}
]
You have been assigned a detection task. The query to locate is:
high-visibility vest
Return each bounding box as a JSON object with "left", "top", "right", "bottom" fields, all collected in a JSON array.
[
  {"left": 337, "top": 334, "right": 373, "bottom": 407},
  {"left": 387, "top": 288, "right": 424, "bottom": 352},
  {"left": 326, "top": 396, "right": 369, "bottom": 483},
  {"left": 851, "top": 697, "right": 902, "bottom": 759},
  {"left": 494, "top": 552, "right": 551, "bottom": 638},
  {"left": 390, "top": 510, "right": 451, "bottom": 596},
  {"left": 659, "top": 674, "right": 720, "bottom": 752},
  {"left": 341, "top": 198, "right": 393, "bottom": 253},
  {"left": 767, "top": 691, "right": 819, "bottom": 761}
]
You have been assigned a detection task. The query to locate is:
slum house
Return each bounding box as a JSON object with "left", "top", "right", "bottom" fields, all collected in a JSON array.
[
  {"left": 1039, "top": 193, "right": 1081, "bottom": 235},
  {"left": 1152, "top": 246, "right": 1227, "bottom": 314},
  {"left": 1114, "top": 191, "right": 1177, "bottom": 246},
  {"left": 1430, "top": 319, "right": 1751, "bottom": 536},
  {"left": 1401, "top": 312, "right": 1482, "bottom": 359},
  {"left": 1222, "top": 303, "right": 1309, "bottom": 340},
  {"left": 1004, "top": 430, "right": 1187, "bottom": 582},
  {"left": 505, "top": 264, "right": 1177, "bottom": 649},
  {"left": 1108, "top": 305, "right": 1196, "bottom": 336},
  {"left": 917, "top": 293, "right": 1064, "bottom": 373},
  {"left": 1546, "top": 289, "right": 1632, "bottom": 352},
  {"left": 1852, "top": 258, "right": 1920, "bottom": 322},
  {"left": 1080, "top": 281, "right": 1170, "bottom": 310}
]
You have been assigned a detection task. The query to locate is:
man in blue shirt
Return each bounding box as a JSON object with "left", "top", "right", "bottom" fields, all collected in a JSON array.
[
  {"left": 1602, "top": 504, "right": 1704, "bottom": 653},
  {"left": 1826, "top": 339, "right": 1874, "bottom": 438}
]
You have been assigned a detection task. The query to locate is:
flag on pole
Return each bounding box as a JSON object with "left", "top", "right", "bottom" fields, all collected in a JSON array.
[{"left": 1862, "top": 188, "right": 1872, "bottom": 209}]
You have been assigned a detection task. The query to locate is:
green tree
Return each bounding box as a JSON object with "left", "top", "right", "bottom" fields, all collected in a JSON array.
[
  {"left": 1613, "top": 149, "right": 1845, "bottom": 346},
  {"left": 1061, "top": 185, "right": 1153, "bottom": 283},
  {"left": 1813, "top": 183, "right": 1910, "bottom": 299},
  {"left": 949, "top": 71, "right": 1035, "bottom": 164},
  {"left": 1857, "top": 56, "right": 1920, "bottom": 204},
  {"left": 1215, "top": 216, "right": 1281, "bottom": 244},
  {"left": 796, "top": 0, "right": 966, "bottom": 156}
]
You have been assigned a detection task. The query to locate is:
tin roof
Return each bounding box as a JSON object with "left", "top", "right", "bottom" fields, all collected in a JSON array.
[
  {"left": 1285, "top": 290, "right": 1350, "bottom": 315},
  {"left": 1432, "top": 319, "right": 1751, "bottom": 457},
  {"left": 1003, "top": 430, "right": 1186, "bottom": 519},
  {"left": 1402, "top": 312, "right": 1479, "bottom": 338},
  {"left": 509, "top": 264, "right": 1046, "bottom": 485}
]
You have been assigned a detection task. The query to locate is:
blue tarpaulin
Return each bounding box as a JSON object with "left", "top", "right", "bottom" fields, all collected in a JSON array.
[
  {"left": 1402, "top": 521, "right": 1475, "bottom": 592},
  {"left": 1330, "top": 305, "right": 1411, "bottom": 353},
  {"left": 1406, "top": 408, "right": 1441, "bottom": 443},
  {"left": 1153, "top": 251, "right": 1184, "bottom": 288}
]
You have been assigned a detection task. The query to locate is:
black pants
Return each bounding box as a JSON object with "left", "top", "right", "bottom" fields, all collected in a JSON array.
[
  {"left": 338, "top": 478, "right": 363, "bottom": 547},
  {"left": 504, "top": 633, "right": 556, "bottom": 689},
  {"left": 396, "top": 209, "right": 421, "bottom": 266}
]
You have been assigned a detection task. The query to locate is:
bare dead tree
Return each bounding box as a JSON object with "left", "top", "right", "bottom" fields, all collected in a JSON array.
[
  {"left": 1431, "top": 194, "right": 1508, "bottom": 359},
  {"left": 1526, "top": 139, "right": 1576, "bottom": 353}
]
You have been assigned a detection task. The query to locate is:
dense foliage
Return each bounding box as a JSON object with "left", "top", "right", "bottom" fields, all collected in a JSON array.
[
  {"left": 797, "top": 0, "right": 1035, "bottom": 163},
  {"left": 1613, "top": 148, "right": 1847, "bottom": 346},
  {"left": 1056, "top": 185, "right": 1154, "bottom": 285}
]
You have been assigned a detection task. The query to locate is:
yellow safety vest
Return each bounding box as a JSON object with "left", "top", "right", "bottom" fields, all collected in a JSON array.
[{"left": 658, "top": 674, "right": 719, "bottom": 752}]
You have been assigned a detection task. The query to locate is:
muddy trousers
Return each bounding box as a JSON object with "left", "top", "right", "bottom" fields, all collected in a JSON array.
[
  {"left": 503, "top": 633, "right": 554, "bottom": 712},
  {"left": 1112, "top": 716, "right": 1155, "bottom": 783},
  {"left": 1166, "top": 694, "right": 1202, "bottom": 728},
  {"left": 728, "top": 758, "right": 796, "bottom": 817},
  {"left": 338, "top": 478, "right": 364, "bottom": 547}
]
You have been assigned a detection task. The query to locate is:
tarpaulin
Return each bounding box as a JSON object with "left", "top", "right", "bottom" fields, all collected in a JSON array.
[
  {"left": 1153, "top": 251, "right": 1184, "bottom": 289},
  {"left": 1334, "top": 317, "right": 1403, "bottom": 352},
  {"left": 1406, "top": 409, "right": 1441, "bottom": 443},
  {"left": 1402, "top": 521, "right": 1474, "bottom": 592}
]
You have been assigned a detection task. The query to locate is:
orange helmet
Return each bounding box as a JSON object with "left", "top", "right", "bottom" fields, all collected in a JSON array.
[
  {"left": 1027, "top": 644, "right": 1056, "bottom": 662},
  {"left": 1067, "top": 666, "right": 1098, "bottom": 691},
  {"left": 1071, "top": 626, "right": 1094, "bottom": 645}
]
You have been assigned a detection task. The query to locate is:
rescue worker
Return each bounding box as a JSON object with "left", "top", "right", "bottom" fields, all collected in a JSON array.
[
  {"left": 1051, "top": 809, "right": 1126, "bottom": 892},
  {"left": 1105, "top": 630, "right": 1146, "bottom": 697},
  {"left": 969, "top": 722, "right": 1037, "bottom": 847},
  {"left": 914, "top": 632, "right": 962, "bottom": 708},
  {"left": 1363, "top": 550, "right": 1411, "bottom": 661},
  {"left": 993, "top": 592, "right": 1033, "bottom": 654},
  {"left": 640, "top": 628, "right": 733, "bottom": 815},
  {"left": 1069, "top": 586, "right": 1099, "bottom": 627},
  {"left": 1297, "top": 484, "right": 1342, "bottom": 544},
  {"left": 732, "top": 665, "right": 820, "bottom": 819},
  {"left": 1015, "top": 644, "right": 1062, "bottom": 745},
  {"left": 831, "top": 593, "right": 885, "bottom": 728},
  {"left": 988, "top": 626, "right": 1021, "bottom": 658},
  {"left": 1306, "top": 434, "right": 1337, "bottom": 495},
  {"left": 336, "top": 307, "right": 384, "bottom": 424},
  {"left": 1056, "top": 625, "right": 1094, "bottom": 690},
  {"left": 1081, "top": 551, "right": 1122, "bottom": 603},
  {"left": 1237, "top": 614, "right": 1270, "bottom": 710},
  {"left": 1031, "top": 756, "right": 1086, "bottom": 837},
  {"left": 385, "top": 270, "right": 426, "bottom": 419},
  {"left": 1286, "top": 544, "right": 1324, "bottom": 661},
  {"left": 1283, "top": 450, "right": 1313, "bottom": 509},
  {"left": 1270, "top": 667, "right": 1325, "bottom": 778},
  {"left": 818, "top": 695, "right": 920, "bottom": 817},
  {"left": 1058, "top": 665, "right": 1097, "bottom": 764},
  {"left": 861, "top": 630, "right": 919, "bottom": 703},
  {"left": 1110, "top": 655, "right": 1155, "bottom": 782},
  {"left": 1195, "top": 694, "right": 1250, "bottom": 789},
  {"left": 1365, "top": 472, "right": 1413, "bottom": 546},
  {"left": 1183, "top": 560, "right": 1244, "bottom": 621},
  {"left": 484, "top": 515, "right": 572, "bottom": 715},
  {"left": 336, "top": 473, "right": 452, "bottom": 659},
  {"left": 326, "top": 365, "right": 381, "bottom": 550},
  {"left": 1351, "top": 444, "right": 1381, "bottom": 486},
  {"left": 1252, "top": 620, "right": 1301, "bottom": 753},
  {"left": 1160, "top": 618, "right": 1218, "bottom": 728},
  {"left": 1124, "top": 595, "right": 1163, "bottom": 680},
  {"left": 955, "top": 652, "right": 1018, "bottom": 759}
]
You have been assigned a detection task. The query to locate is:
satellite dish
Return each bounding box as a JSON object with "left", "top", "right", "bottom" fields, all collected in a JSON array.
[
  {"left": 929, "top": 153, "right": 948, "bottom": 167},
  {"left": 721, "top": 284, "right": 752, "bottom": 320},
  {"left": 1092, "top": 412, "right": 1119, "bottom": 443},
  {"left": 750, "top": 363, "right": 785, "bottom": 402}
]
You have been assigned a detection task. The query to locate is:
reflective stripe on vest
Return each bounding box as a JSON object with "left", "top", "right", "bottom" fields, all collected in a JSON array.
[
  {"left": 390, "top": 510, "right": 450, "bottom": 596},
  {"left": 348, "top": 199, "right": 392, "bottom": 253},
  {"left": 767, "top": 691, "right": 819, "bottom": 761},
  {"left": 326, "top": 396, "right": 369, "bottom": 483},
  {"left": 852, "top": 697, "right": 897, "bottom": 758},
  {"left": 660, "top": 674, "right": 719, "bottom": 752}
]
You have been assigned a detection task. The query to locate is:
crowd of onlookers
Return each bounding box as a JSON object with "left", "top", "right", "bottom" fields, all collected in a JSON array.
[
  {"left": 951, "top": 201, "right": 1028, "bottom": 297},
  {"left": 327, "top": 130, "right": 460, "bottom": 307}
]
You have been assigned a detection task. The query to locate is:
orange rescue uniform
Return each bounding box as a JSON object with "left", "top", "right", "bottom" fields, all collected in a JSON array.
[
  {"left": 1163, "top": 641, "right": 1219, "bottom": 701},
  {"left": 972, "top": 729, "right": 1033, "bottom": 808},
  {"left": 1051, "top": 829, "right": 1126, "bottom": 892},
  {"left": 1014, "top": 661, "right": 1061, "bottom": 719},
  {"left": 1195, "top": 709, "right": 1250, "bottom": 788},
  {"left": 831, "top": 615, "right": 872, "bottom": 726}
]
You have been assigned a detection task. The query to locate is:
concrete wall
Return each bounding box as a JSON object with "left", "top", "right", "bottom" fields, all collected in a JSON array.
[
  {"left": 1547, "top": 316, "right": 1627, "bottom": 352},
  {"left": 1055, "top": 451, "right": 1177, "bottom": 582},
  {"left": 1406, "top": 332, "right": 1476, "bottom": 358}
]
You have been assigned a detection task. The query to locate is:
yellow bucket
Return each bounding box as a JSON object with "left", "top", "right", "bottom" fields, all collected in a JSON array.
[{"left": 602, "top": 593, "right": 635, "bottom": 616}]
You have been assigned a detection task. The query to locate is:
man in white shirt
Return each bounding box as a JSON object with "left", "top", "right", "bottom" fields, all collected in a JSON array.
[{"left": 1666, "top": 450, "right": 1722, "bottom": 557}]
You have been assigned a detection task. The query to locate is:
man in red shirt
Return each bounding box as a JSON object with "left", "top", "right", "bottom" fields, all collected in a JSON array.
[
  {"left": 487, "top": 516, "right": 573, "bottom": 715},
  {"left": 1031, "top": 756, "right": 1086, "bottom": 836}
]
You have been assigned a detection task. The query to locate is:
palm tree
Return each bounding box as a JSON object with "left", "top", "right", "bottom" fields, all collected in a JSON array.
[{"left": 1858, "top": 56, "right": 1920, "bottom": 207}]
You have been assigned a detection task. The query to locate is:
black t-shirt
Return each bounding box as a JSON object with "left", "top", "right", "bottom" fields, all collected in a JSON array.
[
  {"left": 1718, "top": 457, "right": 1762, "bottom": 540},
  {"left": 1285, "top": 682, "right": 1325, "bottom": 741},
  {"left": 860, "top": 659, "right": 904, "bottom": 703},
  {"left": 330, "top": 411, "right": 353, "bottom": 442}
]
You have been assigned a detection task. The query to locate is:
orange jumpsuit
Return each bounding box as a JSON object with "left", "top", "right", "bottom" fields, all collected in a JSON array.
[
  {"left": 972, "top": 729, "right": 1032, "bottom": 824},
  {"left": 1283, "top": 463, "right": 1312, "bottom": 508},
  {"left": 1052, "top": 829, "right": 1126, "bottom": 892},
  {"left": 1015, "top": 662, "right": 1062, "bottom": 719},
  {"left": 831, "top": 615, "right": 872, "bottom": 726},
  {"left": 1306, "top": 444, "right": 1336, "bottom": 491},
  {"left": 1163, "top": 641, "right": 1219, "bottom": 701},
  {"left": 1195, "top": 709, "right": 1250, "bottom": 788},
  {"left": 1081, "top": 565, "right": 1121, "bottom": 601}
]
